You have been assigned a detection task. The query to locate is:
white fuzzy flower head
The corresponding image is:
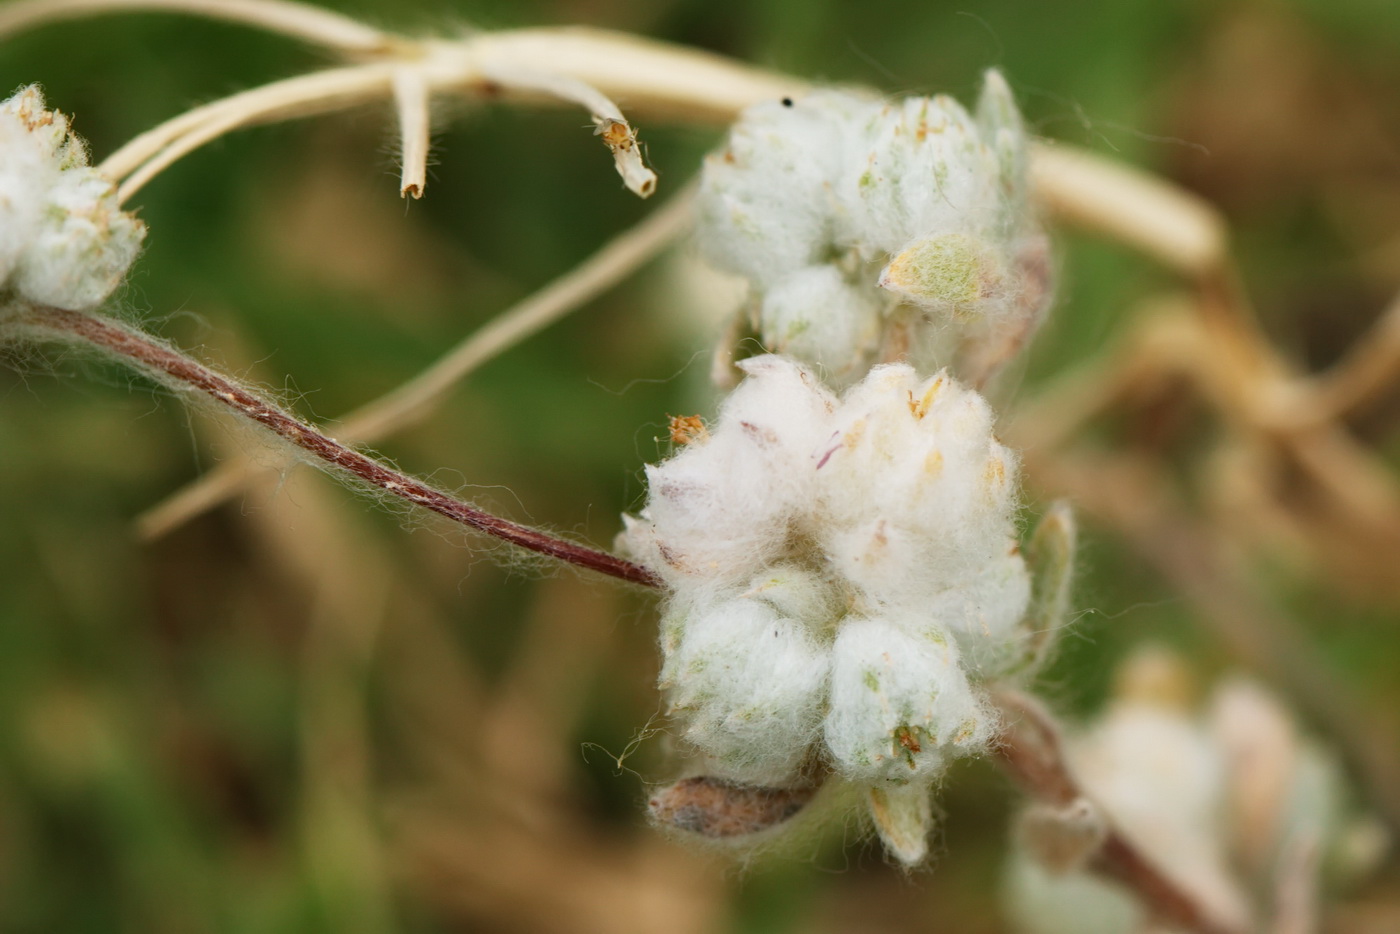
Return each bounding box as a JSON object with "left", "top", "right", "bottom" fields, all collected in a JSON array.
[
  {"left": 0, "top": 86, "right": 145, "bottom": 310},
  {"left": 624, "top": 355, "right": 1064, "bottom": 865},
  {"left": 1005, "top": 649, "right": 1250, "bottom": 934},
  {"left": 696, "top": 72, "right": 1052, "bottom": 387},
  {"left": 1005, "top": 648, "right": 1386, "bottom": 934}
]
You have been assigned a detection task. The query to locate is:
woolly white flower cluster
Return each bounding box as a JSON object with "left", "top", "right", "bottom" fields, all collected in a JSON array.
[
  {"left": 695, "top": 71, "right": 1050, "bottom": 386},
  {"left": 0, "top": 86, "right": 144, "bottom": 310},
  {"left": 622, "top": 354, "right": 1050, "bottom": 863},
  {"left": 1006, "top": 650, "right": 1385, "bottom": 934}
]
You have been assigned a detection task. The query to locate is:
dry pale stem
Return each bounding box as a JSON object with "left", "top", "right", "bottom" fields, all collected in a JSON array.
[
  {"left": 11, "top": 0, "right": 1238, "bottom": 281},
  {"left": 109, "top": 62, "right": 402, "bottom": 200},
  {"left": 1011, "top": 300, "right": 1400, "bottom": 567},
  {"left": 16, "top": 303, "right": 660, "bottom": 587},
  {"left": 472, "top": 60, "right": 657, "bottom": 197},
  {"left": 86, "top": 22, "right": 798, "bottom": 202},
  {"left": 991, "top": 689, "right": 1251, "bottom": 934},
  {"left": 1301, "top": 288, "right": 1400, "bottom": 424},
  {"left": 0, "top": 0, "right": 393, "bottom": 52},
  {"left": 1028, "top": 143, "right": 1227, "bottom": 279}
]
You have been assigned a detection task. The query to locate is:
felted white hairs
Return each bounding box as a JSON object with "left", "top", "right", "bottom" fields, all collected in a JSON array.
[
  {"left": 0, "top": 87, "right": 145, "bottom": 310},
  {"left": 623, "top": 355, "right": 1072, "bottom": 865},
  {"left": 695, "top": 71, "right": 1051, "bottom": 388}
]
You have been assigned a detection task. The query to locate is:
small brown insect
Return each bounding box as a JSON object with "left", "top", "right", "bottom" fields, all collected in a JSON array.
[
  {"left": 596, "top": 118, "right": 636, "bottom": 152},
  {"left": 648, "top": 776, "right": 818, "bottom": 838},
  {"left": 668, "top": 414, "right": 709, "bottom": 445},
  {"left": 895, "top": 724, "right": 922, "bottom": 754}
]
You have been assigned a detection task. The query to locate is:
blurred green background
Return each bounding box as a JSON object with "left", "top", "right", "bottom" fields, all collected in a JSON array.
[{"left": 2, "top": 0, "right": 1400, "bottom": 931}]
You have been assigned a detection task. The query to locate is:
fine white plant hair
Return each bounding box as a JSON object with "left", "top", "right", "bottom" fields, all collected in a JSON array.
[{"left": 4, "top": 2, "right": 1396, "bottom": 931}]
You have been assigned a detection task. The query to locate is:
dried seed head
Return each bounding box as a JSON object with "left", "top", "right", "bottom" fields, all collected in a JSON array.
[{"left": 649, "top": 776, "right": 818, "bottom": 839}]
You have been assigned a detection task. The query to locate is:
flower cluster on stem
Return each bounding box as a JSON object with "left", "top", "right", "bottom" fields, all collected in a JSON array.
[
  {"left": 622, "top": 354, "right": 1066, "bottom": 864},
  {"left": 696, "top": 71, "right": 1051, "bottom": 388}
]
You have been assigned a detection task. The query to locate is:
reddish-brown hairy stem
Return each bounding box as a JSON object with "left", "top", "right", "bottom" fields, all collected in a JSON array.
[
  {"left": 990, "top": 689, "right": 1249, "bottom": 934},
  {"left": 17, "top": 304, "right": 661, "bottom": 588}
]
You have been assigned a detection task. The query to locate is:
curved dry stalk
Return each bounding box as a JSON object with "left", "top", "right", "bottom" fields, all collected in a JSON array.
[
  {"left": 1295, "top": 289, "right": 1400, "bottom": 425},
  {"left": 106, "top": 61, "right": 401, "bottom": 196},
  {"left": 13, "top": 303, "right": 660, "bottom": 587},
  {"left": 82, "top": 20, "right": 800, "bottom": 204},
  {"left": 11, "top": 0, "right": 1240, "bottom": 281},
  {"left": 991, "top": 689, "right": 1251, "bottom": 934},
  {"left": 53, "top": 3, "right": 1238, "bottom": 284},
  {"left": 133, "top": 182, "right": 695, "bottom": 541},
  {"left": 104, "top": 36, "right": 682, "bottom": 201},
  {"left": 1028, "top": 143, "right": 1227, "bottom": 279},
  {"left": 443, "top": 29, "right": 804, "bottom": 125},
  {"left": 0, "top": 0, "right": 392, "bottom": 52}
]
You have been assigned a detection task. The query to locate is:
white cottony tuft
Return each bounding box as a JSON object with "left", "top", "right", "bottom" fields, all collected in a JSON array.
[
  {"left": 824, "top": 616, "right": 994, "bottom": 783},
  {"left": 696, "top": 72, "right": 1052, "bottom": 387},
  {"left": 659, "top": 582, "right": 832, "bottom": 786},
  {"left": 694, "top": 90, "right": 870, "bottom": 288},
  {"left": 0, "top": 86, "right": 145, "bottom": 311},
  {"left": 758, "top": 265, "right": 884, "bottom": 378},
  {"left": 624, "top": 355, "right": 1058, "bottom": 864},
  {"left": 624, "top": 354, "right": 835, "bottom": 587}
]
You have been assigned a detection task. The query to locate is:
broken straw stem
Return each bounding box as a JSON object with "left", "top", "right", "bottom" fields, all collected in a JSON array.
[
  {"left": 393, "top": 68, "right": 431, "bottom": 198},
  {"left": 477, "top": 62, "right": 657, "bottom": 198},
  {"left": 17, "top": 304, "right": 661, "bottom": 588}
]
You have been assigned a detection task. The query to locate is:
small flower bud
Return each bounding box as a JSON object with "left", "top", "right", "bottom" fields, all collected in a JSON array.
[
  {"left": 759, "top": 265, "right": 884, "bottom": 381},
  {"left": 695, "top": 91, "right": 871, "bottom": 287},
  {"left": 661, "top": 592, "right": 829, "bottom": 785},
  {"left": 1015, "top": 798, "right": 1107, "bottom": 875},
  {"left": 868, "top": 781, "right": 935, "bottom": 866},
  {"left": 814, "top": 365, "right": 1024, "bottom": 604},
  {"left": 877, "top": 232, "right": 1007, "bottom": 312},
  {"left": 825, "top": 616, "right": 993, "bottom": 783},
  {"left": 619, "top": 355, "right": 835, "bottom": 586}
]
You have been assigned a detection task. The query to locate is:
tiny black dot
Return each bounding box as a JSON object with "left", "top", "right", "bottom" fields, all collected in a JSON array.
[{"left": 781, "top": 97, "right": 794, "bottom": 107}]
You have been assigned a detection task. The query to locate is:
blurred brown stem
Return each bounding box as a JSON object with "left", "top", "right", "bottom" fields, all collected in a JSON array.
[
  {"left": 14, "top": 303, "right": 661, "bottom": 588},
  {"left": 991, "top": 689, "right": 1250, "bottom": 934}
]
